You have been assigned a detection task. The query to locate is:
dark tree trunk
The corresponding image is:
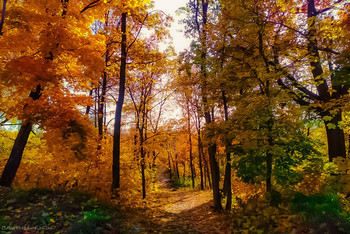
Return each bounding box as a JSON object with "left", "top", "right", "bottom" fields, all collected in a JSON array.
[
  {"left": 141, "top": 146, "right": 146, "bottom": 199},
  {"left": 195, "top": 108, "right": 204, "bottom": 190},
  {"left": 207, "top": 143, "right": 222, "bottom": 210},
  {"left": 168, "top": 152, "right": 172, "bottom": 180},
  {"left": 0, "top": 122, "right": 32, "bottom": 186},
  {"left": 266, "top": 151, "right": 273, "bottom": 192},
  {"left": 133, "top": 134, "right": 138, "bottom": 163},
  {"left": 175, "top": 153, "right": 179, "bottom": 180},
  {"left": 112, "top": 12, "right": 127, "bottom": 192},
  {"left": 324, "top": 111, "right": 346, "bottom": 161},
  {"left": 85, "top": 89, "right": 93, "bottom": 115},
  {"left": 198, "top": 130, "right": 204, "bottom": 190},
  {"left": 98, "top": 66, "right": 107, "bottom": 136},
  {"left": 183, "top": 162, "right": 186, "bottom": 181},
  {"left": 203, "top": 149, "right": 211, "bottom": 189},
  {"left": 198, "top": 0, "right": 222, "bottom": 211},
  {"left": 223, "top": 161, "right": 232, "bottom": 210},
  {"left": 94, "top": 89, "right": 97, "bottom": 127},
  {"left": 265, "top": 82, "right": 274, "bottom": 193},
  {"left": 187, "top": 101, "right": 195, "bottom": 189},
  {"left": 222, "top": 90, "right": 232, "bottom": 210}
]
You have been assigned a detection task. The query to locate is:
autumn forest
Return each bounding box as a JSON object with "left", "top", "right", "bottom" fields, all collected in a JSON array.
[{"left": 0, "top": 0, "right": 350, "bottom": 233}]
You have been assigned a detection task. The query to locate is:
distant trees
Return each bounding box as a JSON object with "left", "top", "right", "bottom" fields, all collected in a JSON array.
[{"left": 127, "top": 55, "right": 170, "bottom": 198}]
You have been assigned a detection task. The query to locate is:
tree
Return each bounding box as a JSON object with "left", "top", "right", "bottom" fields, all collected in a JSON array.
[
  {"left": 275, "top": 0, "right": 349, "bottom": 161},
  {"left": 0, "top": 0, "right": 104, "bottom": 186},
  {"left": 179, "top": 0, "right": 223, "bottom": 210},
  {"left": 218, "top": 0, "right": 349, "bottom": 162},
  {"left": 208, "top": 0, "right": 332, "bottom": 195},
  {"left": 112, "top": 11, "right": 126, "bottom": 193},
  {"left": 127, "top": 51, "right": 170, "bottom": 198}
]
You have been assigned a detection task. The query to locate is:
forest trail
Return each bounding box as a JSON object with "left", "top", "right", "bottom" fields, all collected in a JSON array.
[{"left": 121, "top": 169, "right": 233, "bottom": 233}]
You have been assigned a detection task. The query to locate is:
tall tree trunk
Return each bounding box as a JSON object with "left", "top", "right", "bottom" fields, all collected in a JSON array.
[
  {"left": 265, "top": 82, "right": 274, "bottom": 193},
  {"left": 195, "top": 107, "right": 204, "bottom": 190},
  {"left": 112, "top": 12, "right": 127, "bottom": 192},
  {"left": 98, "top": 60, "right": 108, "bottom": 136},
  {"left": 222, "top": 90, "right": 232, "bottom": 210},
  {"left": 266, "top": 119, "right": 273, "bottom": 193},
  {"left": 200, "top": 0, "right": 222, "bottom": 211},
  {"left": 187, "top": 100, "right": 195, "bottom": 188},
  {"left": 0, "top": 122, "right": 32, "bottom": 186}
]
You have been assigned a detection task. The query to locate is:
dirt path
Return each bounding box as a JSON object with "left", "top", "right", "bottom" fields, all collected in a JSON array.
[{"left": 121, "top": 169, "right": 233, "bottom": 233}]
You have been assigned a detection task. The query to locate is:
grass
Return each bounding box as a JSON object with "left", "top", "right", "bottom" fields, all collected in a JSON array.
[
  {"left": 169, "top": 177, "right": 192, "bottom": 189},
  {"left": 291, "top": 192, "right": 350, "bottom": 233}
]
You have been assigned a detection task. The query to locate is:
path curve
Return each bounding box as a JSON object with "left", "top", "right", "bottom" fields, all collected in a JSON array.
[{"left": 121, "top": 168, "right": 233, "bottom": 233}]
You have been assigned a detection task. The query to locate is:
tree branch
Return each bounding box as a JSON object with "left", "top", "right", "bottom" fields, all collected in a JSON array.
[{"left": 81, "top": 0, "right": 100, "bottom": 13}]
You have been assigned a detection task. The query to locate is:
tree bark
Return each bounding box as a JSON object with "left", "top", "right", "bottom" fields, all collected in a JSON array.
[
  {"left": 195, "top": 107, "right": 205, "bottom": 190},
  {"left": 175, "top": 153, "right": 179, "bottom": 180},
  {"left": 96, "top": 72, "right": 106, "bottom": 151},
  {"left": 141, "top": 146, "right": 146, "bottom": 199},
  {"left": 200, "top": 0, "right": 222, "bottom": 211},
  {"left": 266, "top": 151, "right": 273, "bottom": 192},
  {"left": 112, "top": 12, "right": 127, "bottom": 192},
  {"left": 203, "top": 148, "right": 211, "bottom": 189},
  {"left": 276, "top": 0, "right": 347, "bottom": 163},
  {"left": 324, "top": 111, "right": 346, "bottom": 161},
  {"left": 198, "top": 130, "right": 204, "bottom": 190},
  {"left": 306, "top": 0, "right": 346, "bottom": 161},
  {"left": 187, "top": 100, "right": 195, "bottom": 188},
  {"left": 222, "top": 90, "right": 232, "bottom": 210},
  {"left": 168, "top": 152, "right": 172, "bottom": 180}
]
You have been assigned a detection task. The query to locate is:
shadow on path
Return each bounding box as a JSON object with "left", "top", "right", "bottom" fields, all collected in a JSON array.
[{"left": 121, "top": 168, "right": 233, "bottom": 233}]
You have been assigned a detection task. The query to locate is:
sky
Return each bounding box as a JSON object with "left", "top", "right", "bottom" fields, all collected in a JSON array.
[{"left": 152, "top": 0, "right": 192, "bottom": 53}]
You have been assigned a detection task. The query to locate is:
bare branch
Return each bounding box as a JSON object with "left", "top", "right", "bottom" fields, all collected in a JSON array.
[
  {"left": 81, "top": 0, "right": 100, "bottom": 14},
  {"left": 317, "top": 0, "right": 343, "bottom": 15}
]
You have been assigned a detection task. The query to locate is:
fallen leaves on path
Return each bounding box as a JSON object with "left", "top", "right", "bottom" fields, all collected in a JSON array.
[{"left": 120, "top": 170, "right": 234, "bottom": 233}]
